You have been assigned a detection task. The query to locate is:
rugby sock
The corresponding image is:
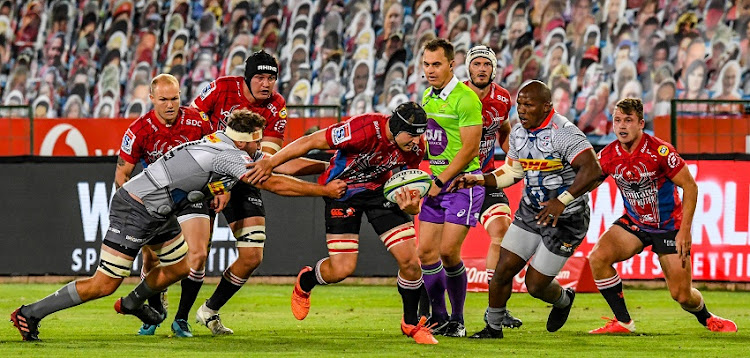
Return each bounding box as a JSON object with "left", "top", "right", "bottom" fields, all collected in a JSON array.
[
  {"left": 175, "top": 268, "right": 205, "bottom": 321},
  {"left": 141, "top": 270, "right": 167, "bottom": 313},
  {"left": 300, "top": 258, "right": 328, "bottom": 292},
  {"left": 552, "top": 288, "right": 572, "bottom": 308},
  {"left": 397, "top": 273, "right": 424, "bottom": 325},
  {"left": 206, "top": 268, "right": 247, "bottom": 311},
  {"left": 595, "top": 273, "right": 631, "bottom": 323},
  {"left": 122, "top": 280, "right": 158, "bottom": 311},
  {"left": 421, "top": 261, "right": 449, "bottom": 323},
  {"left": 445, "top": 261, "right": 467, "bottom": 323},
  {"left": 23, "top": 281, "right": 83, "bottom": 319},
  {"left": 682, "top": 297, "right": 711, "bottom": 326},
  {"left": 417, "top": 285, "right": 430, "bottom": 318},
  {"left": 486, "top": 306, "right": 507, "bottom": 330},
  {"left": 486, "top": 268, "right": 495, "bottom": 284}
]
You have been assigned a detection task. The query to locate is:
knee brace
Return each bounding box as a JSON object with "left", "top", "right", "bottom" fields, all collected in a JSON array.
[
  {"left": 327, "top": 236, "right": 359, "bottom": 255},
  {"left": 481, "top": 203, "right": 512, "bottom": 230},
  {"left": 98, "top": 250, "right": 134, "bottom": 278},
  {"left": 380, "top": 223, "right": 416, "bottom": 251},
  {"left": 155, "top": 235, "right": 188, "bottom": 266},
  {"left": 234, "top": 225, "right": 266, "bottom": 248}
]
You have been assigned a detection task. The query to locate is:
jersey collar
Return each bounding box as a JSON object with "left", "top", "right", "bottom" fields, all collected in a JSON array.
[
  {"left": 431, "top": 76, "right": 459, "bottom": 100},
  {"left": 528, "top": 109, "right": 555, "bottom": 132}
]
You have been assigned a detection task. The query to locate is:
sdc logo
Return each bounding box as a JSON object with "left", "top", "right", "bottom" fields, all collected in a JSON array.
[{"left": 39, "top": 124, "right": 89, "bottom": 156}]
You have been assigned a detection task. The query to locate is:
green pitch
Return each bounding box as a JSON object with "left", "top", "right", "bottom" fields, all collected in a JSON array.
[{"left": 1, "top": 283, "right": 748, "bottom": 357}]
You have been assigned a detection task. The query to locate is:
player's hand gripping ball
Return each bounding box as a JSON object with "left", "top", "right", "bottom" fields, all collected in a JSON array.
[{"left": 383, "top": 169, "right": 432, "bottom": 203}]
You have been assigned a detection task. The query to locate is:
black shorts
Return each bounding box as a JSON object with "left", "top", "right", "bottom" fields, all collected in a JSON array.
[
  {"left": 222, "top": 181, "right": 265, "bottom": 223},
  {"left": 103, "top": 190, "right": 182, "bottom": 257},
  {"left": 480, "top": 186, "right": 510, "bottom": 213},
  {"left": 176, "top": 200, "right": 211, "bottom": 221},
  {"left": 512, "top": 201, "right": 590, "bottom": 257},
  {"left": 613, "top": 215, "right": 679, "bottom": 254},
  {"left": 325, "top": 189, "right": 412, "bottom": 235}
]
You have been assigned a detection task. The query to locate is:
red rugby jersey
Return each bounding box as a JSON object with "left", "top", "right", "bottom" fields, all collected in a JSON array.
[
  {"left": 119, "top": 106, "right": 214, "bottom": 165},
  {"left": 463, "top": 81, "right": 512, "bottom": 173},
  {"left": 598, "top": 133, "right": 686, "bottom": 232},
  {"left": 192, "top": 76, "right": 287, "bottom": 138},
  {"left": 320, "top": 113, "right": 426, "bottom": 199}
]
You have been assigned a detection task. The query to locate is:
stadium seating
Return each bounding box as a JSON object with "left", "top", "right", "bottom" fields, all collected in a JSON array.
[{"left": 0, "top": 0, "right": 749, "bottom": 142}]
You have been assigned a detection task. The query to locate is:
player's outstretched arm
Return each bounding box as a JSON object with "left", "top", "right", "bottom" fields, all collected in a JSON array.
[
  {"left": 114, "top": 157, "right": 136, "bottom": 189},
  {"left": 428, "top": 124, "right": 482, "bottom": 197},
  {"left": 249, "top": 173, "right": 346, "bottom": 198},
  {"left": 536, "top": 148, "right": 602, "bottom": 227},
  {"left": 246, "top": 129, "right": 330, "bottom": 184},
  {"left": 274, "top": 158, "right": 329, "bottom": 177},
  {"left": 670, "top": 166, "right": 698, "bottom": 262}
]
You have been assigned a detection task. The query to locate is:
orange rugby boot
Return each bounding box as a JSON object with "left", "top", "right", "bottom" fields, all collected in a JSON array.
[
  {"left": 588, "top": 317, "right": 635, "bottom": 334},
  {"left": 291, "top": 266, "right": 313, "bottom": 320},
  {"left": 401, "top": 316, "right": 439, "bottom": 344},
  {"left": 706, "top": 315, "right": 738, "bottom": 332}
]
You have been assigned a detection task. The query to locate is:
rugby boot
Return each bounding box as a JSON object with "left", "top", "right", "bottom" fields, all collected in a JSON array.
[
  {"left": 469, "top": 324, "right": 504, "bottom": 339},
  {"left": 10, "top": 306, "right": 41, "bottom": 341},
  {"left": 442, "top": 320, "right": 467, "bottom": 337},
  {"left": 114, "top": 298, "right": 166, "bottom": 326},
  {"left": 588, "top": 317, "right": 635, "bottom": 334},
  {"left": 484, "top": 308, "right": 523, "bottom": 328},
  {"left": 291, "top": 266, "right": 313, "bottom": 320},
  {"left": 547, "top": 288, "right": 575, "bottom": 332},
  {"left": 429, "top": 319, "right": 450, "bottom": 336},
  {"left": 705, "top": 315, "right": 738, "bottom": 332},
  {"left": 138, "top": 323, "right": 159, "bottom": 335},
  {"left": 195, "top": 302, "right": 234, "bottom": 335},
  {"left": 171, "top": 319, "right": 193, "bottom": 337},
  {"left": 401, "top": 316, "right": 438, "bottom": 344}
]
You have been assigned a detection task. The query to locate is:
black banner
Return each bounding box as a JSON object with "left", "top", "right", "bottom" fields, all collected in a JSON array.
[{"left": 0, "top": 159, "right": 397, "bottom": 276}]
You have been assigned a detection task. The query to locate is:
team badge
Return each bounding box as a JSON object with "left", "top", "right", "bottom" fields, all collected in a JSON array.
[
  {"left": 658, "top": 145, "right": 669, "bottom": 156},
  {"left": 121, "top": 129, "right": 135, "bottom": 155},
  {"left": 206, "top": 133, "right": 221, "bottom": 143},
  {"left": 667, "top": 152, "right": 679, "bottom": 168},
  {"left": 331, "top": 123, "right": 351, "bottom": 145},
  {"left": 200, "top": 111, "right": 209, "bottom": 121},
  {"left": 273, "top": 119, "right": 287, "bottom": 133},
  {"left": 207, "top": 181, "right": 226, "bottom": 195}
]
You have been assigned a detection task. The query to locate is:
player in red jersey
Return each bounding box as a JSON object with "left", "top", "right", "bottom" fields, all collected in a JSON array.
[
  {"left": 114, "top": 74, "right": 217, "bottom": 337},
  {"left": 588, "top": 98, "right": 737, "bottom": 334},
  {"left": 462, "top": 45, "right": 522, "bottom": 328},
  {"left": 246, "top": 102, "right": 438, "bottom": 344},
  {"left": 190, "top": 50, "right": 324, "bottom": 335}
]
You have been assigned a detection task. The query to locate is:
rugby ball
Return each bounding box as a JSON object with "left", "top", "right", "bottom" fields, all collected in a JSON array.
[{"left": 383, "top": 169, "right": 433, "bottom": 203}]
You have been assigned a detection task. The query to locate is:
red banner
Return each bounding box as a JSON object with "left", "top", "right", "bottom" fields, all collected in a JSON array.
[
  {"left": 418, "top": 160, "right": 750, "bottom": 286},
  {"left": 31, "top": 118, "right": 134, "bottom": 156}
]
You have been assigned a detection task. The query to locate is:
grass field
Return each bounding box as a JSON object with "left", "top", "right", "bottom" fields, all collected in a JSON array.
[{"left": 0, "top": 282, "right": 748, "bottom": 357}]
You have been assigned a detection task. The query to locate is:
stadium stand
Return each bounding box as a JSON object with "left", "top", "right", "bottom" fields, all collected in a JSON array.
[{"left": 0, "top": 0, "right": 749, "bottom": 146}]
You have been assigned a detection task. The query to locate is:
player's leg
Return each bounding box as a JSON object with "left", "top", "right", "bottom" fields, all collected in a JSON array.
[
  {"left": 659, "top": 252, "right": 737, "bottom": 332},
  {"left": 12, "top": 245, "right": 129, "bottom": 341},
  {"left": 587, "top": 223, "right": 643, "bottom": 333},
  {"left": 480, "top": 201, "right": 520, "bottom": 327},
  {"left": 171, "top": 207, "right": 211, "bottom": 337},
  {"left": 416, "top": 220, "right": 449, "bottom": 326},
  {"left": 136, "top": 246, "right": 167, "bottom": 335}
]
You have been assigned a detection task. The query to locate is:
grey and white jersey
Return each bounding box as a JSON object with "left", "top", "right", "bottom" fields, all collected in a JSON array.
[
  {"left": 507, "top": 111, "right": 593, "bottom": 215},
  {"left": 123, "top": 131, "right": 262, "bottom": 218}
]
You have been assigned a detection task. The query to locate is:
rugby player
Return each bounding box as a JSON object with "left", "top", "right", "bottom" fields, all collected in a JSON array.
[
  {"left": 115, "top": 74, "right": 217, "bottom": 337},
  {"left": 246, "top": 102, "right": 438, "bottom": 344},
  {"left": 454, "top": 80, "right": 602, "bottom": 338},
  {"left": 10, "top": 110, "right": 346, "bottom": 341},
  {"left": 417, "top": 38, "right": 484, "bottom": 337},
  {"left": 463, "top": 45, "right": 521, "bottom": 328},
  {"left": 587, "top": 98, "right": 737, "bottom": 334}
]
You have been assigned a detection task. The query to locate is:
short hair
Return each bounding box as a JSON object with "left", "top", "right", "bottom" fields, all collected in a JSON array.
[
  {"left": 423, "top": 38, "right": 455, "bottom": 61},
  {"left": 615, "top": 98, "right": 644, "bottom": 120},
  {"left": 227, "top": 108, "right": 266, "bottom": 133},
  {"left": 150, "top": 73, "right": 179, "bottom": 93}
]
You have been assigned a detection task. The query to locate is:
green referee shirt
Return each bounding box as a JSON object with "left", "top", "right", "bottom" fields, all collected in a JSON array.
[{"left": 421, "top": 76, "right": 483, "bottom": 176}]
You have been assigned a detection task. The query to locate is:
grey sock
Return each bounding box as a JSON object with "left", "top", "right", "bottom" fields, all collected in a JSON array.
[
  {"left": 24, "top": 281, "right": 83, "bottom": 319},
  {"left": 487, "top": 306, "right": 507, "bottom": 330},
  {"left": 122, "top": 280, "right": 158, "bottom": 310},
  {"left": 553, "top": 289, "right": 571, "bottom": 308}
]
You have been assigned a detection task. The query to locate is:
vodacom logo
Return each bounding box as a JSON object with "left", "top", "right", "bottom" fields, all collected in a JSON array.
[{"left": 39, "top": 124, "right": 89, "bottom": 156}]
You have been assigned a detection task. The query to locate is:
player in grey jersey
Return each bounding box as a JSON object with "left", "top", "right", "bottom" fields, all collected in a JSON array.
[
  {"left": 10, "top": 110, "right": 346, "bottom": 341},
  {"left": 451, "top": 81, "right": 602, "bottom": 339}
]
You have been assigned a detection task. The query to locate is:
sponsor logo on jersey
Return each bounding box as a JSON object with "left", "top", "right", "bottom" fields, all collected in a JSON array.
[
  {"left": 331, "top": 123, "right": 352, "bottom": 145},
  {"left": 658, "top": 145, "right": 669, "bottom": 156},
  {"left": 519, "top": 158, "right": 563, "bottom": 171},
  {"left": 200, "top": 82, "right": 216, "bottom": 100},
  {"left": 121, "top": 129, "right": 135, "bottom": 155},
  {"left": 667, "top": 152, "right": 679, "bottom": 168},
  {"left": 273, "top": 119, "right": 287, "bottom": 133},
  {"left": 200, "top": 111, "right": 209, "bottom": 121},
  {"left": 279, "top": 107, "right": 287, "bottom": 119},
  {"left": 208, "top": 181, "right": 226, "bottom": 195},
  {"left": 206, "top": 133, "right": 221, "bottom": 143}
]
